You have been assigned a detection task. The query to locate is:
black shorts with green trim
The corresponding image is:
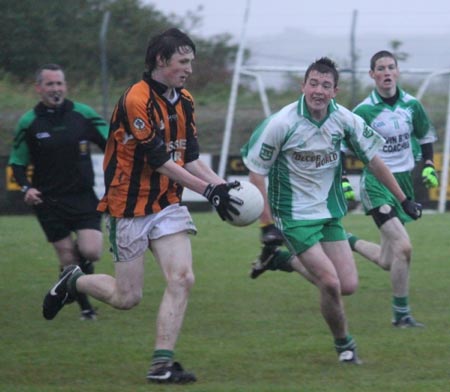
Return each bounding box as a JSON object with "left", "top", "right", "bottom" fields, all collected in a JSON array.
[{"left": 34, "top": 190, "right": 101, "bottom": 242}]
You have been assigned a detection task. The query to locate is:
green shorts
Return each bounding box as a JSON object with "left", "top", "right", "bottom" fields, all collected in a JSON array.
[
  {"left": 279, "top": 217, "right": 347, "bottom": 256},
  {"left": 360, "top": 169, "right": 415, "bottom": 224}
]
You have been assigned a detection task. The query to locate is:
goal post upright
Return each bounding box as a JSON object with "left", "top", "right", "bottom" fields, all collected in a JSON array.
[
  {"left": 218, "top": 0, "right": 251, "bottom": 179},
  {"left": 416, "top": 69, "right": 450, "bottom": 213}
]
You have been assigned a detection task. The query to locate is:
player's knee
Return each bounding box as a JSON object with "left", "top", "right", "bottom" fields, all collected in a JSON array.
[
  {"left": 341, "top": 276, "right": 358, "bottom": 295},
  {"left": 180, "top": 270, "right": 196, "bottom": 290},
  {"left": 379, "top": 262, "right": 391, "bottom": 271},
  {"left": 320, "top": 274, "right": 341, "bottom": 298},
  {"left": 400, "top": 240, "right": 412, "bottom": 261},
  {"left": 115, "top": 290, "right": 143, "bottom": 310},
  {"left": 79, "top": 246, "right": 102, "bottom": 262},
  {"left": 168, "top": 269, "right": 195, "bottom": 292},
  {"left": 84, "top": 250, "right": 102, "bottom": 262},
  {"left": 185, "top": 272, "right": 195, "bottom": 290},
  {"left": 379, "top": 234, "right": 412, "bottom": 270}
]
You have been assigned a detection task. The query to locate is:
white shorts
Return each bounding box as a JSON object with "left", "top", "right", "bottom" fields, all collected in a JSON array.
[{"left": 105, "top": 204, "right": 197, "bottom": 262}]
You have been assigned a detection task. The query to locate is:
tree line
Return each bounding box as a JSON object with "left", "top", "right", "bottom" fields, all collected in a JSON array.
[{"left": 0, "top": 0, "right": 239, "bottom": 88}]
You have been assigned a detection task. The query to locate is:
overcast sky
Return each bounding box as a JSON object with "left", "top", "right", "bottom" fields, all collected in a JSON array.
[{"left": 147, "top": 0, "right": 450, "bottom": 39}]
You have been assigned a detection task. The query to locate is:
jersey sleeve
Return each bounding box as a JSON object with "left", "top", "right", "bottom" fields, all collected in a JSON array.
[
  {"left": 181, "top": 91, "right": 199, "bottom": 164},
  {"left": 74, "top": 102, "right": 109, "bottom": 151},
  {"left": 8, "top": 112, "right": 34, "bottom": 166},
  {"left": 343, "top": 113, "right": 385, "bottom": 165},
  {"left": 412, "top": 100, "right": 437, "bottom": 145},
  {"left": 241, "top": 115, "right": 284, "bottom": 175}
]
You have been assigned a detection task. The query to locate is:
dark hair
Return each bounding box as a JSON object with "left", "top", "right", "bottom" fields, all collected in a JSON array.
[
  {"left": 304, "top": 57, "right": 339, "bottom": 87},
  {"left": 370, "top": 50, "right": 397, "bottom": 71},
  {"left": 35, "top": 63, "right": 64, "bottom": 84},
  {"left": 145, "top": 28, "right": 196, "bottom": 72}
]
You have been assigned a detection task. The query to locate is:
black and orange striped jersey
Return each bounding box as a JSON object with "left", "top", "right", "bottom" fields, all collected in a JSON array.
[{"left": 98, "top": 75, "right": 200, "bottom": 217}]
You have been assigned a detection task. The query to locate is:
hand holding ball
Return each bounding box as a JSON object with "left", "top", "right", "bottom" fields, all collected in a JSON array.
[{"left": 224, "top": 181, "right": 264, "bottom": 227}]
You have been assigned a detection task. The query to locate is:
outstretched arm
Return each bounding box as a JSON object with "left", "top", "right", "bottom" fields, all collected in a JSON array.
[
  {"left": 249, "top": 171, "right": 272, "bottom": 224},
  {"left": 157, "top": 159, "right": 209, "bottom": 194},
  {"left": 184, "top": 159, "right": 225, "bottom": 185},
  {"left": 367, "top": 155, "right": 407, "bottom": 202},
  {"left": 157, "top": 160, "right": 241, "bottom": 221},
  {"left": 249, "top": 171, "right": 284, "bottom": 245},
  {"left": 421, "top": 143, "right": 439, "bottom": 188}
]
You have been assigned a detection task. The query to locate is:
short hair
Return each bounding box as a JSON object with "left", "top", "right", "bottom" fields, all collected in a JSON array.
[
  {"left": 304, "top": 57, "right": 339, "bottom": 87},
  {"left": 370, "top": 50, "right": 398, "bottom": 71},
  {"left": 35, "top": 63, "right": 64, "bottom": 84},
  {"left": 145, "top": 28, "right": 196, "bottom": 72}
]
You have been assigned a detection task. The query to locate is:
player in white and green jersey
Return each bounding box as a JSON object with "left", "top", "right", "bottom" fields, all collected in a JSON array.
[
  {"left": 242, "top": 97, "right": 382, "bottom": 222},
  {"left": 241, "top": 57, "right": 422, "bottom": 364},
  {"left": 347, "top": 50, "right": 438, "bottom": 328}
]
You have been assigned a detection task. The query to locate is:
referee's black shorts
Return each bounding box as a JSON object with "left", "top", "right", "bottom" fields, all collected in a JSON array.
[{"left": 34, "top": 190, "right": 102, "bottom": 243}]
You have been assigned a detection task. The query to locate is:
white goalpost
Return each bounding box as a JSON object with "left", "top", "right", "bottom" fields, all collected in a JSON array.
[{"left": 416, "top": 69, "right": 450, "bottom": 213}]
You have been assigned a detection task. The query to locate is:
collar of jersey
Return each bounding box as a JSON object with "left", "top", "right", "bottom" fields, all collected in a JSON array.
[
  {"left": 297, "top": 94, "right": 338, "bottom": 127},
  {"left": 370, "top": 86, "right": 406, "bottom": 105},
  {"left": 35, "top": 99, "right": 72, "bottom": 116},
  {"left": 142, "top": 72, "right": 183, "bottom": 97}
]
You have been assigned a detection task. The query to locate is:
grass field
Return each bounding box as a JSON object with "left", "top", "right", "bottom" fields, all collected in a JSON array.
[{"left": 1, "top": 212, "right": 449, "bottom": 392}]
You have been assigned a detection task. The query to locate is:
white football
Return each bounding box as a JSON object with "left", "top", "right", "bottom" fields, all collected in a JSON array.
[{"left": 225, "top": 180, "right": 264, "bottom": 227}]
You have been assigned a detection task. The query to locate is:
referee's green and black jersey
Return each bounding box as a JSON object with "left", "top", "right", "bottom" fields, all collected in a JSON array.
[{"left": 9, "top": 99, "right": 108, "bottom": 196}]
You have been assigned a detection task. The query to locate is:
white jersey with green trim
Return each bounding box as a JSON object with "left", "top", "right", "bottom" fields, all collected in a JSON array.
[
  {"left": 242, "top": 95, "right": 385, "bottom": 220},
  {"left": 353, "top": 88, "right": 437, "bottom": 173}
]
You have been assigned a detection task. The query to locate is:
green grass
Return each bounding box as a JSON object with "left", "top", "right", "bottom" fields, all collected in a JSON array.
[{"left": 1, "top": 212, "right": 449, "bottom": 392}]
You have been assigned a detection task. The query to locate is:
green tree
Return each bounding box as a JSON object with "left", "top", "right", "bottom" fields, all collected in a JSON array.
[
  {"left": 0, "top": 0, "right": 238, "bottom": 89},
  {"left": 0, "top": 0, "right": 105, "bottom": 80}
]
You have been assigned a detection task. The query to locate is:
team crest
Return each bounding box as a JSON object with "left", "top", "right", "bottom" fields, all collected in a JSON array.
[
  {"left": 331, "top": 134, "right": 340, "bottom": 148},
  {"left": 133, "top": 117, "right": 146, "bottom": 131},
  {"left": 78, "top": 140, "right": 88, "bottom": 155},
  {"left": 363, "top": 124, "right": 374, "bottom": 138},
  {"left": 259, "top": 143, "right": 275, "bottom": 161}
]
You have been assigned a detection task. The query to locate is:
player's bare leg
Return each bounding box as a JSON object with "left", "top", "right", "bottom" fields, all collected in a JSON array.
[
  {"left": 299, "top": 242, "right": 361, "bottom": 363},
  {"left": 350, "top": 218, "right": 422, "bottom": 327},
  {"left": 147, "top": 232, "right": 196, "bottom": 383},
  {"left": 151, "top": 232, "right": 194, "bottom": 350},
  {"left": 75, "top": 255, "right": 145, "bottom": 309}
]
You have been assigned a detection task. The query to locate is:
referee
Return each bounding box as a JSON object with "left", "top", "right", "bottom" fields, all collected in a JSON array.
[{"left": 9, "top": 64, "right": 108, "bottom": 320}]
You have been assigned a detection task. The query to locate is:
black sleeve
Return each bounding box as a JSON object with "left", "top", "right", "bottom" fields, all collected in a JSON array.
[
  {"left": 141, "top": 137, "right": 171, "bottom": 169},
  {"left": 421, "top": 143, "right": 434, "bottom": 162},
  {"left": 181, "top": 93, "right": 199, "bottom": 164},
  {"left": 341, "top": 151, "right": 348, "bottom": 176},
  {"left": 10, "top": 164, "right": 31, "bottom": 188}
]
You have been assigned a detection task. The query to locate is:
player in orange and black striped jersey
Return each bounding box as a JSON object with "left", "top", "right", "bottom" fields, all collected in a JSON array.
[
  {"left": 42, "top": 28, "right": 242, "bottom": 384},
  {"left": 98, "top": 65, "right": 200, "bottom": 217}
]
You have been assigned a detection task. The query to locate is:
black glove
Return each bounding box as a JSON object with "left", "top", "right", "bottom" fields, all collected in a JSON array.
[
  {"left": 401, "top": 198, "right": 422, "bottom": 220},
  {"left": 203, "top": 181, "right": 242, "bottom": 221},
  {"left": 261, "top": 223, "right": 284, "bottom": 246}
]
